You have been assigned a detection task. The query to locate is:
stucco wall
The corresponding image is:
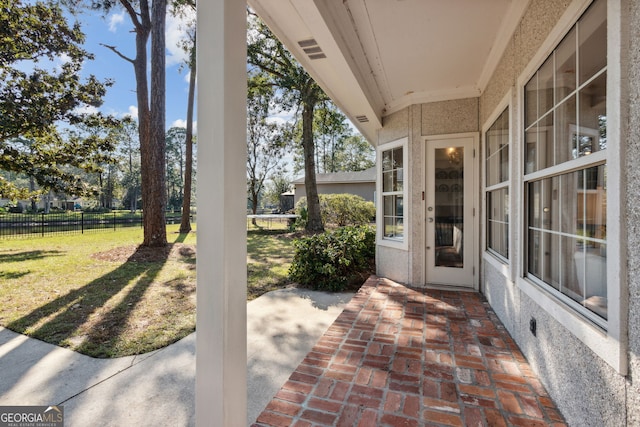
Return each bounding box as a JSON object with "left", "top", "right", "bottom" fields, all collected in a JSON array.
[
  {"left": 421, "top": 98, "right": 479, "bottom": 136},
  {"left": 376, "top": 245, "right": 410, "bottom": 284}
]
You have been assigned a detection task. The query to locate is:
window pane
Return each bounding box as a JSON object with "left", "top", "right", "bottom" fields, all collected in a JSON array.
[
  {"left": 539, "top": 112, "right": 554, "bottom": 170},
  {"left": 500, "top": 144, "right": 509, "bottom": 182},
  {"left": 555, "top": 27, "right": 577, "bottom": 99},
  {"left": 396, "top": 168, "right": 404, "bottom": 191},
  {"left": 487, "top": 152, "right": 500, "bottom": 187},
  {"left": 487, "top": 188, "right": 509, "bottom": 259},
  {"left": 555, "top": 94, "right": 577, "bottom": 165},
  {"left": 528, "top": 229, "right": 542, "bottom": 280},
  {"left": 573, "top": 241, "right": 608, "bottom": 319},
  {"left": 560, "top": 170, "right": 585, "bottom": 236},
  {"left": 542, "top": 176, "right": 561, "bottom": 233},
  {"left": 486, "top": 108, "right": 509, "bottom": 186},
  {"left": 578, "top": 0, "right": 607, "bottom": 85},
  {"left": 382, "top": 150, "right": 392, "bottom": 171},
  {"left": 528, "top": 180, "right": 542, "bottom": 229},
  {"left": 542, "top": 231, "right": 561, "bottom": 290},
  {"left": 384, "top": 195, "right": 394, "bottom": 216},
  {"left": 394, "top": 218, "right": 404, "bottom": 239},
  {"left": 561, "top": 235, "right": 581, "bottom": 299},
  {"left": 525, "top": 125, "right": 538, "bottom": 174},
  {"left": 525, "top": 75, "right": 538, "bottom": 128},
  {"left": 395, "top": 196, "right": 404, "bottom": 217},
  {"left": 383, "top": 170, "right": 393, "bottom": 192},
  {"left": 538, "top": 56, "right": 555, "bottom": 117},
  {"left": 578, "top": 71, "right": 607, "bottom": 156},
  {"left": 393, "top": 147, "right": 403, "bottom": 169},
  {"left": 384, "top": 217, "right": 396, "bottom": 237}
]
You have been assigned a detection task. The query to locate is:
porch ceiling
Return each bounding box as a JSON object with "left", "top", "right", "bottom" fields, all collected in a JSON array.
[{"left": 248, "top": 0, "right": 530, "bottom": 143}]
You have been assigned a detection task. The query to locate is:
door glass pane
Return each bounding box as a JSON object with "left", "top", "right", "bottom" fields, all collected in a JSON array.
[{"left": 434, "top": 147, "right": 464, "bottom": 268}]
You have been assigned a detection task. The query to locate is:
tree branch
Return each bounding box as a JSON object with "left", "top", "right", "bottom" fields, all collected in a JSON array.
[
  {"left": 119, "top": 0, "right": 143, "bottom": 29},
  {"left": 100, "top": 43, "right": 135, "bottom": 64}
]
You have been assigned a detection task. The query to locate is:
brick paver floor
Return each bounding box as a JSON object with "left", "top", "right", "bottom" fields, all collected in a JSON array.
[{"left": 253, "top": 276, "right": 566, "bottom": 427}]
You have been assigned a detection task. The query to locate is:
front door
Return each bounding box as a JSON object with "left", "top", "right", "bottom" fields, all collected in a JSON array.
[{"left": 425, "top": 135, "right": 477, "bottom": 288}]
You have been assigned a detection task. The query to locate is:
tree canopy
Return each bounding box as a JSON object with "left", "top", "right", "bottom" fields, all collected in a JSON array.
[
  {"left": 246, "top": 73, "right": 289, "bottom": 216},
  {"left": 0, "top": 0, "right": 121, "bottom": 199},
  {"left": 247, "top": 10, "right": 327, "bottom": 233}
]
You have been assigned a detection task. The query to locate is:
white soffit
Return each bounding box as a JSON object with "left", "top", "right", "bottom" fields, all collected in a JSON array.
[{"left": 249, "top": 0, "right": 529, "bottom": 140}]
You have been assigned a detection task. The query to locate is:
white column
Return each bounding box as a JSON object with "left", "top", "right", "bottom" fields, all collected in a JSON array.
[{"left": 196, "top": 0, "right": 247, "bottom": 425}]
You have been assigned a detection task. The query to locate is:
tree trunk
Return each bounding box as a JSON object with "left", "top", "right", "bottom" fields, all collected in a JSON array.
[
  {"left": 179, "top": 51, "right": 195, "bottom": 233},
  {"left": 251, "top": 186, "right": 258, "bottom": 226},
  {"left": 141, "top": 0, "right": 167, "bottom": 247},
  {"left": 302, "top": 101, "right": 323, "bottom": 233}
]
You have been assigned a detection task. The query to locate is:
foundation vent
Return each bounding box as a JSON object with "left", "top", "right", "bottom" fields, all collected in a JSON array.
[{"left": 298, "top": 39, "right": 326, "bottom": 60}]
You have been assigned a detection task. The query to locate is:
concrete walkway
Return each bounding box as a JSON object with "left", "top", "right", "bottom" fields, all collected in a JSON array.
[{"left": 0, "top": 288, "right": 353, "bottom": 426}]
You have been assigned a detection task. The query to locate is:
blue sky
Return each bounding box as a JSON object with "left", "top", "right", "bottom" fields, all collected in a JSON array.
[{"left": 70, "top": 8, "right": 195, "bottom": 130}]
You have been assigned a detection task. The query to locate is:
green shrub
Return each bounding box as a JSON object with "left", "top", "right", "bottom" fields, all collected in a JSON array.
[
  {"left": 288, "top": 225, "right": 375, "bottom": 291},
  {"left": 296, "top": 193, "right": 375, "bottom": 227}
]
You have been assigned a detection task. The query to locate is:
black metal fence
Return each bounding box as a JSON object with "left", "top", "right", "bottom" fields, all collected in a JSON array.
[{"left": 0, "top": 212, "right": 188, "bottom": 239}]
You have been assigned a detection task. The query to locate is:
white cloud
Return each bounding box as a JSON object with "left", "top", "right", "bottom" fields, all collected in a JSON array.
[
  {"left": 73, "top": 105, "right": 99, "bottom": 115},
  {"left": 127, "top": 105, "right": 139, "bottom": 119},
  {"left": 53, "top": 53, "right": 74, "bottom": 73},
  {"left": 265, "top": 116, "right": 288, "bottom": 125},
  {"left": 109, "top": 11, "right": 125, "bottom": 33},
  {"left": 171, "top": 119, "right": 197, "bottom": 134},
  {"left": 59, "top": 53, "right": 72, "bottom": 64},
  {"left": 165, "top": 9, "right": 195, "bottom": 67},
  {"left": 266, "top": 108, "right": 295, "bottom": 126}
]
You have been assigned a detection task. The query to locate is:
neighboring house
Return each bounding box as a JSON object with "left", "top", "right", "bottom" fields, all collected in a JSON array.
[
  {"left": 197, "top": 1, "right": 640, "bottom": 424},
  {"left": 1, "top": 196, "right": 87, "bottom": 212},
  {"left": 292, "top": 167, "right": 376, "bottom": 204}
]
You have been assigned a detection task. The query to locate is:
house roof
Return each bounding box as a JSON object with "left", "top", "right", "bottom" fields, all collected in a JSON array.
[
  {"left": 247, "top": 0, "right": 530, "bottom": 143},
  {"left": 292, "top": 166, "right": 376, "bottom": 185}
]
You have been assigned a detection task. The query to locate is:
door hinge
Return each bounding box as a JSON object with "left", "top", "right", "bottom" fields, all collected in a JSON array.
[
  {"left": 473, "top": 208, "right": 475, "bottom": 217},
  {"left": 473, "top": 266, "right": 475, "bottom": 276},
  {"left": 473, "top": 149, "right": 476, "bottom": 158}
]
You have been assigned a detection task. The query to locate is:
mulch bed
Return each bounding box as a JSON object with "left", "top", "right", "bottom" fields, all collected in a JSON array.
[{"left": 92, "top": 243, "right": 196, "bottom": 263}]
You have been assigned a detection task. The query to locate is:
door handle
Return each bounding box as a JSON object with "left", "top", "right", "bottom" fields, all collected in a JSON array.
[{"left": 428, "top": 218, "right": 434, "bottom": 223}]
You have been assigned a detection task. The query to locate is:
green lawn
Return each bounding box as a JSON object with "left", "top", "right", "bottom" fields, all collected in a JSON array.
[
  {"left": 0, "top": 225, "right": 295, "bottom": 357},
  {"left": 247, "top": 229, "right": 296, "bottom": 300}
]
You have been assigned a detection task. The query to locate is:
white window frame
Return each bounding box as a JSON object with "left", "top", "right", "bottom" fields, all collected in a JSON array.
[
  {"left": 515, "top": 0, "right": 627, "bottom": 374},
  {"left": 377, "top": 137, "right": 409, "bottom": 250},
  {"left": 483, "top": 92, "right": 512, "bottom": 270}
]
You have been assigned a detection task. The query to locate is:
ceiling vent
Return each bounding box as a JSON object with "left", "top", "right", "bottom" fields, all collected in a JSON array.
[
  {"left": 355, "top": 115, "right": 369, "bottom": 123},
  {"left": 298, "top": 39, "right": 326, "bottom": 60}
]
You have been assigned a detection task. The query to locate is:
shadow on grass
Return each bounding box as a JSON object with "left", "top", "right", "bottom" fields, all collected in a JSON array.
[
  {"left": 0, "top": 250, "right": 64, "bottom": 263},
  {"left": 6, "top": 245, "right": 171, "bottom": 358},
  {"left": 0, "top": 271, "right": 31, "bottom": 280},
  {"left": 247, "top": 230, "right": 296, "bottom": 261}
]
